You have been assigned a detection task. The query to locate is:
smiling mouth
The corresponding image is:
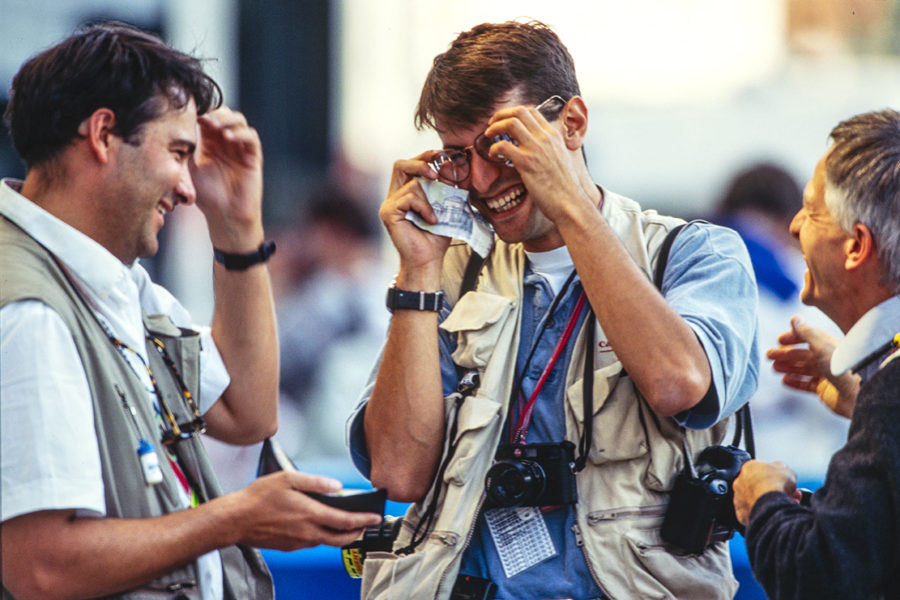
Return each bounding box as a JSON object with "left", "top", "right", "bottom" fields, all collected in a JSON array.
[
  {"left": 485, "top": 186, "right": 526, "bottom": 213},
  {"left": 157, "top": 199, "right": 175, "bottom": 217}
]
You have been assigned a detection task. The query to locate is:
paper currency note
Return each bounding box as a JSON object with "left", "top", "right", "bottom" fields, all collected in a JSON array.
[{"left": 405, "top": 178, "right": 494, "bottom": 257}]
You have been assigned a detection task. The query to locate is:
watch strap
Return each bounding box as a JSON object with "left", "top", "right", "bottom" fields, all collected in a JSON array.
[
  {"left": 386, "top": 286, "right": 444, "bottom": 312},
  {"left": 213, "top": 240, "right": 277, "bottom": 271}
]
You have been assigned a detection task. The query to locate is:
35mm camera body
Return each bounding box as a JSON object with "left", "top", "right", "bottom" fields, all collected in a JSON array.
[
  {"left": 484, "top": 441, "right": 577, "bottom": 509},
  {"left": 661, "top": 444, "right": 750, "bottom": 554}
]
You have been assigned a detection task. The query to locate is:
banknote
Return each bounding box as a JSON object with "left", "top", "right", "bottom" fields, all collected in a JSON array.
[{"left": 406, "top": 178, "right": 494, "bottom": 257}]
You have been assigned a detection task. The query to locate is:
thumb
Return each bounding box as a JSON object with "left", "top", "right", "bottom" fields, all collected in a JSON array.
[
  {"left": 790, "top": 315, "right": 816, "bottom": 344},
  {"left": 284, "top": 471, "right": 344, "bottom": 494}
]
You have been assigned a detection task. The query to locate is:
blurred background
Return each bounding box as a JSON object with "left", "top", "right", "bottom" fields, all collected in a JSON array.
[{"left": 3, "top": 1, "right": 898, "bottom": 597}]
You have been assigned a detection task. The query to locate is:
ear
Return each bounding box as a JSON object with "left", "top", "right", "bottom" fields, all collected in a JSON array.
[
  {"left": 560, "top": 96, "right": 588, "bottom": 151},
  {"left": 76, "top": 108, "right": 118, "bottom": 164},
  {"left": 844, "top": 223, "right": 876, "bottom": 271}
]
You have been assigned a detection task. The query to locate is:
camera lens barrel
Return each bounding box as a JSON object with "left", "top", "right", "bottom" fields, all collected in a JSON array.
[{"left": 485, "top": 460, "right": 546, "bottom": 508}]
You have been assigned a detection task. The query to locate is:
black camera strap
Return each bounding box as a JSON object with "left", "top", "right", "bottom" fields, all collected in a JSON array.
[
  {"left": 574, "top": 311, "right": 596, "bottom": 472},
  {"left": 397, "top": 371, "right": 480, "bottom": 555},
  {"left": 652, "top": 221, "right": 756, "bottom": 471}
]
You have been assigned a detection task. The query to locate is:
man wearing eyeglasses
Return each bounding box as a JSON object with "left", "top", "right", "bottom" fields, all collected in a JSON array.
[
  {"left": 0, "top": 23, "right": 380, "bottom": 599},
  {"left": 347, "top": 20, "right": 759, "bottom": 600}
]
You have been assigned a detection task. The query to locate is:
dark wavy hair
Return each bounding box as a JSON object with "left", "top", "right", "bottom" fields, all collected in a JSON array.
[
  {"left": 4, "top": 21, "right": 222, "bottom": 169},
  {"left": 415, "top": 19, "right": 581, "bottom": 133}
]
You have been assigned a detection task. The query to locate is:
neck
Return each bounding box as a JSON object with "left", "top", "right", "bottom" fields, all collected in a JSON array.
[{"left": 21, "top": 163, "right": 119, "bottom": 259}]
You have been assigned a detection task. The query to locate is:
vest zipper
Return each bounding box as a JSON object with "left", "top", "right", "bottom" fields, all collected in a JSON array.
[
  {"left": 572, "top": 520, "right": 614, "bottom": 600},
  {"left": 434, "top": 492, "right": 487, "bottom": 598}
]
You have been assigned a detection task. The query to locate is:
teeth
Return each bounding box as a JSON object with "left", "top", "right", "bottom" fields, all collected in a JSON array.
[{"left": 486, "top": 188, "right": 525, "bottom": 213}]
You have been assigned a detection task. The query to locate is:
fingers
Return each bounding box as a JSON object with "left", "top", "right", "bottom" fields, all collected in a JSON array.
[
  {"left": 196, "top": 107, "right": 261, "bottom": 168},
  {"left": 381, "top": 179, "right": 438, "bottom": 226},
  {"left": 733, "top": 459, "right": 798, "bottom": 525},
  {"left": 781, "top": 372, "right": 821, "bottom": 393},
  {"left": 240, "top": 472, "right": 383, "bottom": 550},
  {"left": 389, "top": 155, "right": 440, "bottom": 192}
]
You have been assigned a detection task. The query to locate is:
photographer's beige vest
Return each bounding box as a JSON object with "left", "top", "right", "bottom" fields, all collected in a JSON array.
[
  {"left": 0, "top": 217, "right": 273, "bottom": 599},
  {"left": 361, "top": 192, "right": 738, "bottom": 600}
]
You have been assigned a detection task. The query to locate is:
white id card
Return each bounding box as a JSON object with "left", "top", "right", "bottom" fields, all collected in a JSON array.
[{"left": 484, "top": 506, "right": 556, "bottom": 578}]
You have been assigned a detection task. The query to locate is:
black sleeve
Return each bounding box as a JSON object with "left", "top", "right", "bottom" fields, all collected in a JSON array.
[{"left": 745, "top": 360, "right": 900, "bottom": 600}]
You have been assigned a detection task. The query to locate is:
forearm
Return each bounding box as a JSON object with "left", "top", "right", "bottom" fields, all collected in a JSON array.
[
  {"left": 556, "top": 205, "right": 711, "bottom": 414},
  {"left": 1, "top": 499, "right": 244, "bottom": 600},
  {"left": 365, "top": 266, "right": 447, "bottom": 502},
  {"left": 208, "top": 259, "right": 279, "bottom": 443}
]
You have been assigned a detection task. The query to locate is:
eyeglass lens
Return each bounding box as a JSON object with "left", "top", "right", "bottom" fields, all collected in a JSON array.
[{"left": 431, "top": 95, "right": 567, "bottom": 184}]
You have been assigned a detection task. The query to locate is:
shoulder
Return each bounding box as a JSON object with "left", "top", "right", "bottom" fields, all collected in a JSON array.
[
  {"left": 672, "top": 221, "right": 751, "bottom": 260},
  {"left": 859, "top": 356, "right": 900, "bottom": 405}
]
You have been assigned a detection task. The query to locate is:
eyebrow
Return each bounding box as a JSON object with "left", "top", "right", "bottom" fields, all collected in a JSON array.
[{"left": 171, "top": 138, "right": 197, "bottom": 155}]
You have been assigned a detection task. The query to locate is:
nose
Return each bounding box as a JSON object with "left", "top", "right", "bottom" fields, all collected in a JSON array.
[
  {"left": 467, "top": 153, "right": 504, "bottom": 196},
  {"left": 175, "top": 168, "right": 196, "bottom": 205}
]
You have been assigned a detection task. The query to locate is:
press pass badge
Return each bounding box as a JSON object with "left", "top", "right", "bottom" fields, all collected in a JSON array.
[{"left": 137, "top": 438, "right": 163, "bottom": 485}]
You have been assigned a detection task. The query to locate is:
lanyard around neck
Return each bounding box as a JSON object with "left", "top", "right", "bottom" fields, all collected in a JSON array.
[{"left": 511, "top": 288, "right": 588, "bottom": 445}]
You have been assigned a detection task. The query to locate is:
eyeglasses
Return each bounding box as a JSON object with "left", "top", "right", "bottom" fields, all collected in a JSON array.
[
  {"left": 429, "top": 95, "right": 568, "bottom": 185},
  {"left": 111, "top": 335, "right": 206, "bottom": 446}
]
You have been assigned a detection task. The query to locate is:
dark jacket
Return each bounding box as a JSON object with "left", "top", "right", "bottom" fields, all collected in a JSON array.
[{"left": 746, "top": 354, "right": 900, "bottom": 600}]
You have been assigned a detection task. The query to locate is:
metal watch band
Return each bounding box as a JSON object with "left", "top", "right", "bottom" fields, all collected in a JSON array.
[
  {"left": 385, "top": 286, "right": 444, "bottom": 312},
  {"left": 213, "top": 240, "right": 276, "bottom": 271}
]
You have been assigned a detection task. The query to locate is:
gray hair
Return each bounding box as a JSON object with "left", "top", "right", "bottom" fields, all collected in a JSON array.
[{"left": 825, "top": 109, "right": 900, "bottom": 293}]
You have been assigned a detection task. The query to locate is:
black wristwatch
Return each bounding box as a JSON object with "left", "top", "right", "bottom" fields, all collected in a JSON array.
[
  {"left": 213, "top": 240, "right": 276, "bottom": 271},
  {"left": 385, "top": 285, "right": 444, "bottom": 312}
]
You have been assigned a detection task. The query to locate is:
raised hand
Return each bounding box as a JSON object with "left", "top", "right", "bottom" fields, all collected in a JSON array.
[
  {"left": 190, "top": 106, "right": 264, "bottom": 250},
  {"left": 767, "top": 316, "right": 860, "bottom": 418}
]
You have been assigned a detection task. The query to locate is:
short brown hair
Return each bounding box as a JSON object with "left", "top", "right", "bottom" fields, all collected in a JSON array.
[{"left": 415, "top": 20, "right": 581, "bottom": 132}]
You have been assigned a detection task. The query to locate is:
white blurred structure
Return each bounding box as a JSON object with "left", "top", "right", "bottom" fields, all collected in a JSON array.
[{"left": 3, "top": 0, "right": 897, "bottom": 485}]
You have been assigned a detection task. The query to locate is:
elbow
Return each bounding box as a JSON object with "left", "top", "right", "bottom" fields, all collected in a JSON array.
[
  {"left": 370, "top": 466, "right": 430, "bottom": 504},
  {"left": 5, "top": 564, "right": 67, "bottom": 600},
  {"left": 240, "top": 419, "right": 278, "bottom": 444},
  {"left": 258, "top": 416, "right": 278, "bottom": 440},
  {"left": 641, "top": 371, "right": 710, "bottom": 418}
]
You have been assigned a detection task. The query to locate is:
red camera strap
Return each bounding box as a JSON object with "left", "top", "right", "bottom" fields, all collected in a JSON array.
[{"left": 511, "top": 290, "right": 588, "bottom": 445}]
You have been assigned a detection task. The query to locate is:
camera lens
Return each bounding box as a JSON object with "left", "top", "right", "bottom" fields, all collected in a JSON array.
[
  {"left": 708, "top": 478, "right": 729, "bottom": 495},
  {"left": 485, "top": 460, "right": 546, "bottom": 508}
]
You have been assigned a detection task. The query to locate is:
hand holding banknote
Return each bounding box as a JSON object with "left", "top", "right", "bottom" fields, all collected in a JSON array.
[{"left": 405, "top": 178, "right": 494, "bottom": 258}]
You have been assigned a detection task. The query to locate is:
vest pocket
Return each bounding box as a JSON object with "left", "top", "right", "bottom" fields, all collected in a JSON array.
[
  {"left": 442, "top": 392, "right": 502, "bottom": 486},
  {"left": 565, "top": 362, "right": 649, "bottom": 464},
  {"left": 440, "top": 291, "right": 514, "bottom": 369},
  {"left": 620, "top": 525, "right": 738, "bottom": 599},
  {"left": 361, "top": 548, "right": 443, "bottom": 600}
]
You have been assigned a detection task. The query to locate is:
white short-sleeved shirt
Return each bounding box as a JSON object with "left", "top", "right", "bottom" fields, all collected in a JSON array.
[{"left": 0, "top": 178, "right": 229, "bottom": 598}]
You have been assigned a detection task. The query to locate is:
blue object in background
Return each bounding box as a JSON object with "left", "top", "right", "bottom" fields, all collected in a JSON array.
[
  {"left": 262, "top": 531, "right": 769, "bottom": 599},
  {"left": 731, "top": 533, "right": 767, "bottom": 599}
]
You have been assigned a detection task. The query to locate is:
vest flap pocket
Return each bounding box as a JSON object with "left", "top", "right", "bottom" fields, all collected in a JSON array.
[
  {"left": 440, "top": 291, "right": 514, "bottom": 368},
  {"left": 361, "top": 548, "right": 441, "bottom": 600},
  {"left": 144, "top": 313, "right": 182, "bottom": 337},
  {"left": 443, "top": 392, "right": 502, "bottom": 486},
  {"left": 621, "top": 525, "right": 738, "bottom": 599},
  {"left": 566, "top": 361, "right": 648, "bottom": 464}
]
